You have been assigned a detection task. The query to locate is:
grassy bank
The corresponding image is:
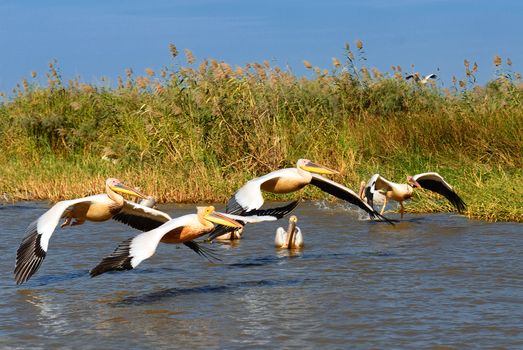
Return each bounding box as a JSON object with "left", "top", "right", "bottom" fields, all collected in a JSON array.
[{"left": 0, "top": 44, "right": 521, "bottom": 222}]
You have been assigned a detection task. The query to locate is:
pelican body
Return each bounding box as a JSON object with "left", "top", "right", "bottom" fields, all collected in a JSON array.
[
  {"left": 14, "top": 178, "right": 171, "bottom": 285},
  {"left": 359, "top": 172, "right": 466, "bottom": 218},
  {"left": 275, "top": 215, "right": 303, "bottom": 249},
  {"left": 89, "top": 206, "right": 244, "bottom": 276},
  {"left": 208, "top": 159, "right": 392, "bottom": 241}
]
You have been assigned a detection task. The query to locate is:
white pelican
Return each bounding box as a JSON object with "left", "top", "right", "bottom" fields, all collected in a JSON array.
[
  {"left": 208, "top": 159, "right": 392, "bottom": 240},
  {"left": 133, "top": 194, "right": 157, "bottom": 208},
  {"left": 213, "top": 228, "right": 243, "bottom": 241},
  {"left": 14, "top": 178, "right": 173, "bottom": 285},
  {"left": 90, "top": 207, "right": 281, "bottom": 276},
  {"left": 406, "top": 73, "right": 437, "bottom": 84},
  {"left": 89, "top": 206, "right": 248, "bottom": 276},
  {"left": 359, "top": 172, "right": 466, "bottom": 218},
  {"left": 275, "top": 215, "right": 303, "bottom": 249}
]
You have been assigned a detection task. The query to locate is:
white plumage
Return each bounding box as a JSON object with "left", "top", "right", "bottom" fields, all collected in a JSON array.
[{"left": 275, "top": 215, "right": 303, "bottom": 249}]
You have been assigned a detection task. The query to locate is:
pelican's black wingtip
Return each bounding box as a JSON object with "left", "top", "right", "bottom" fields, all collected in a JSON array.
[
  {"left": 90, "top": 238, "right": 134, "bottom": 278},
  {"left": 14, "top": 222, "right": 47, "bottom": 285},
  {"left": 373, "top": 212, "right": 397, "bottom": 225}
]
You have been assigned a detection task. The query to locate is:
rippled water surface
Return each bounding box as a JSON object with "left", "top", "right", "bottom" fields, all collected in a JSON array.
[{"left": 1, "top": 201, "right": 522, "bottom": 349}]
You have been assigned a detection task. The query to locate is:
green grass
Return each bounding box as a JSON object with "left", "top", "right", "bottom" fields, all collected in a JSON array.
[{"left": 0, "top": 44, "right": 521, "bottom": 222}]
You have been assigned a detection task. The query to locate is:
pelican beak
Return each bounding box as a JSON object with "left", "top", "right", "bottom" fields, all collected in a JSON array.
[
  {"left": 111, "top": 182, "right": 147, "bottom": 199},
  {"left": 407, "top": 176, "right": 421, "bottom": 189},
  {"left": 205, "top": 212, "right": 243, "bottom": 228},
  {"left": 301, "top": 160, "right": 339, "bottom": 175}
]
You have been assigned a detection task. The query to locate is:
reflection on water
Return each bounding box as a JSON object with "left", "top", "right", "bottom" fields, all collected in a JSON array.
[{"left": 1, "top": 201, "right": 522, "bottom": 348}]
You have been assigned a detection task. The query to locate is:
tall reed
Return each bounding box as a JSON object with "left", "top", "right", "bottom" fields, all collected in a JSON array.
[{"left": 0, "top": 42, "right": 521, "bottom": 221}]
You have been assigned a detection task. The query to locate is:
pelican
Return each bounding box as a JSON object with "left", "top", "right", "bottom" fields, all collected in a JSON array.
[
  {"left": 14, "top": 178, "right": 175, "bottom": 285},
  {"left": 89, "top": 206, "right": 248, "bottom": 276},
  {"left": 133, "top": 194, "right": 157, "bottom": 208},
  {"left": 275, "top": 215, "right": 303, "bottom": 249},
  {"left": 208, "top": 159, "right": 392, "bottom": 240},
  {"left": 406, "top": 73, "right": 437, "bottom": 84},
  {"left": 213, "top": 228, "right": 243, "bottom": 240},
  {"left": 359, "top": 172, "right": 466, "bottom": 218}
]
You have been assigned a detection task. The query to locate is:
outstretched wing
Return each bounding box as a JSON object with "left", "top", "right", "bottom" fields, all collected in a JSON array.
[
  {"left": 364, "top": 174, "right": 391, "bottom": 209},
  {"left": 14, "top": 194, "right": 106, "bottom": 285},
  {"left": 207, "top": 201, "right": 299, "bottom": 241},
  {"left": 90, "top": 214, "right": 196, "bottom": 277},
  {"left": 230, "top": 168, "right": 299, "bottom": 212},
  {"left": 310, "top": 174, "right": 394, "bottom": 224},
  {"left": 412, "top": 172, "right": 466, "bottom": 212},
  {"left": 112, "top": 200, "right": 171, "bottom": 231}
]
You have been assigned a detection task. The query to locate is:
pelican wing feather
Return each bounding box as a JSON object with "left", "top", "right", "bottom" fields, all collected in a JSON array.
[
  {"left": 365, "top": 174, "right": 392, "bottom": 208},
  {"left": 412, "top": 172, "right": 466, "bottom": 212},
  {"left": 90, "top": 214, "right": 197, "bottom": 277},
  {"left": 182, "top": 241, "right": 221, "bottom": 262},
  {"left": 232, "top": 168, "right": 299, "bottom": 212},
  {"left": 14, "top": 194, "right": 108, "bottom": 284},
  {"left": 310, "top": 174, "right": 393, "bottom": 224},
  {"left": 112, "top": 200, "right": 172, "bottom": 231},
  {"left": 206, "top": 201, "right": 299, "bottom": 241}
]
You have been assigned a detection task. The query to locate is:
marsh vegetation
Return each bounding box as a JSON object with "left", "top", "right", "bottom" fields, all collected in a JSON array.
[{"left": 0, "top": 42, "right": 521, "bottom": 221}]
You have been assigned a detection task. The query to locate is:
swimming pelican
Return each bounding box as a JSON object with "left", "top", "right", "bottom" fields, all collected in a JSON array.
[
  {"left": 406, "top": 73, "right": 437, "bottom": 84},
  {"left": 208, "top": 159, "right": 392, "bottom": 240},
  {"left": 133, "top": 194, "right": 157, "bottom": 208},
  {"left": 359, "top": 172, "right": 466, "bottom": 218},
  {"left": 89, "top": 206, "right": 246, "bottom": 276},
  {"left": 275, "top": 215, "right": 303, "bottom": 249},
  {"left": 14, "top": 178, "right": 171, "bottom": 285},
  {"left": 213, "top": 228, "right": 243, "bottom": 240}
]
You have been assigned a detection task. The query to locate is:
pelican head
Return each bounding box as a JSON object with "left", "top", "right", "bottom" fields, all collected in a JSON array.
[
  {"left": 198, "top": 206, "right": 243, "bottom": 228},
  {"left": 106, "top": 178, "right": 146, "bottom": 199},
  {"left": 406, "top": 176, "right": 421, "bottom": 188},
  {"left": 297, "top": 159, "right": 339, "bottom": 175}
]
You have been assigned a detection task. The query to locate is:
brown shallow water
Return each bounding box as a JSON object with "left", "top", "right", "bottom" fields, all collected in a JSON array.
[{"left": 1, "top": 201, "right": 522, "bottom": 349}]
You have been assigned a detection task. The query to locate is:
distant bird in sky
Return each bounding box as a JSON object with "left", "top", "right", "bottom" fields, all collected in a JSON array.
[
  {"left": 359, "top": 172, "right": 466, "bottom": 218},
  {"left": 406, "top": 73, "right": 437, "bottom": 84},
  {"left": 275, "top": 215, "right": 303, "bottom": 249}
]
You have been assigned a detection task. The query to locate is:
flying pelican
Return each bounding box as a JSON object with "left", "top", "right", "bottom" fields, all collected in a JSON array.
[
  {"left": 89, "top": 206, "right": 271, "bottom": 276},
  {"left": 406, "top": 73, "right": 437, "bottom": 84},
  {"left": 359, "top": 172, "right": 466, "bottom": 218},
  {"left": 14, "top": 178, "right": 176, "bottom": 285},
  {"left": 208, "top": 159, "right": 392, "bottom": 240},
  {"left": 275, "top": 215, "right": 303, "bottom": 249}
]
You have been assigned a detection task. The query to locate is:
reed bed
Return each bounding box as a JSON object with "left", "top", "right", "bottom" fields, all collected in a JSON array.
[{"left": 0, "top": 43, "right": 521, "bottom": 222}]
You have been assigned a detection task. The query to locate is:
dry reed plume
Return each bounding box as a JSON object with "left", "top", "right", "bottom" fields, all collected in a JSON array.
[{"left": 0, "top": 41, "right": 521, "bottom": 222}]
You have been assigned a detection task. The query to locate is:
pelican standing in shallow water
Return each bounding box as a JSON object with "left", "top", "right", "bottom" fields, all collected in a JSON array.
[
  {"left": 359, "top": 172, "right": 466, "bottom": 218},
  {"left": 275, "top": 215, "right": 303, "bottom": 249},
  {"left": 14, "top": 178, "right": 175, "bottom": 284},
  {"left": 208, "top": 159, "right": 392, "bottom": 241},
  {"left": 89, "top": 206, "right": 248, "bottom": 276}
]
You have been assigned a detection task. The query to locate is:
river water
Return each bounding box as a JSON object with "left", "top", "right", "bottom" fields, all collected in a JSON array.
[{"left": 1, "top": 201, "right": 522, "bottom": 349}]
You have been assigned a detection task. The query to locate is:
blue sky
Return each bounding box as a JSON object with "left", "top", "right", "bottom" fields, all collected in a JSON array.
[{"left": 1, "top": 0, "right": 522, "bottom": 93}]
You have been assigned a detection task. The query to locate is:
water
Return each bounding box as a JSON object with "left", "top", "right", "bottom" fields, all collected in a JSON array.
[{"left": 1, "top": 201, "right": 522, "bottom": 349}]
